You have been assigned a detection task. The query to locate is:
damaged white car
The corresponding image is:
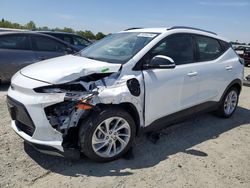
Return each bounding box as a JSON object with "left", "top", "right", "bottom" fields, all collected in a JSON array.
[{"left": 7, "top": 27, "right": 244, "bottom": 161}]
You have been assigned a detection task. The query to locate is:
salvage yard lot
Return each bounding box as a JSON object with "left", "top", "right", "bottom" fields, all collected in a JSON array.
[{"left": 0, "top": 68, "right": 250, "bottom": 188}]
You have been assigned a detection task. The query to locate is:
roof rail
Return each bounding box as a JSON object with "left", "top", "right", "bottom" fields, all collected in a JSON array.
[
  {"left": 124, "top": 27, "right": 143, "bottom": 31},
  {"left": 167, "top": 26, "right": 217, "bottom": 35}
]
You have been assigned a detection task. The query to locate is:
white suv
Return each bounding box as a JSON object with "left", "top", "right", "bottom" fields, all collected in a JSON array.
[{"left": 7, "top": 27, "right": 244, "bottom": 161}]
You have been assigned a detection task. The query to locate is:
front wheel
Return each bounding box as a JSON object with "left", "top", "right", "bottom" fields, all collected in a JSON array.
[
  {"left": 79, "top": 107, "right": 136, "bottom": 162},
  {"left": 216, "top": 87, "right": 239, "bottom": 118}
]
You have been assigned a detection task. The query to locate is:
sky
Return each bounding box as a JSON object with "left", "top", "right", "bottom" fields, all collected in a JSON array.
[{"left": 1, "top": 0, "right": 250, "bottom": 43}]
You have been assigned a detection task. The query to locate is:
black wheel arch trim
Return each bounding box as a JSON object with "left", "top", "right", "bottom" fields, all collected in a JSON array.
[{"left": 219, "top": 79, "right": 242, "bottom": 103}]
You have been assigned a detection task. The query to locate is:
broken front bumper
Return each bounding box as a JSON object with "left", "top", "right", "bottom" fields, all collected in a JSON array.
[
  {"left": 7, "top": 72, "right": 81, "bottom": 158},
  {"left": 12, "top": 120, "right": 80, "bottom": 159}
]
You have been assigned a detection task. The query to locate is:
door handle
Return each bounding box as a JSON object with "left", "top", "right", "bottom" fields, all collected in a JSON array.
[
  {"left": 225, "top": 66, "right": 233, "bottom": 71},
  {"left": 187, "top": 71, "right": 198, "bottom": 77}
]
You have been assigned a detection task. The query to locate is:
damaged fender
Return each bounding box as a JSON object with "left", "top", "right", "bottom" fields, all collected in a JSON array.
[{"left": 44, "top": 71, "right": 144, "bottom": 137}]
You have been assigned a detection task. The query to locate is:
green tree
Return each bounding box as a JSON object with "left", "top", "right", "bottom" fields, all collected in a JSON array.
[
  {"left": 54, "top": 27, "right": 61, "bottom": 32},
  {"left": 75, "top": 31, "right": 85, "bottom": 37},
  {"left": 62, "top": 27, "right": 74, "bottom": 33},
  {"left": 12, "top": 23, "right": 22, "bottom": 29},
  {"left": 82, "top": 30, "right": 96, "bottom": 40},
  {"left": 25, "top": 21, "right": 36, "bottom": 30},
  {"left": 40, "top": 26, "right": 49, "bottom": 31},
  {"left": 95, "top": 32, "right": 106, "bottom": 40},
  {"left": 0, "top": 19, "right": 110, "bottom": 41}
]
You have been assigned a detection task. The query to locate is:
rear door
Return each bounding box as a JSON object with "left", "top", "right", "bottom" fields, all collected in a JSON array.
[
  {"left": 0, "top": 34, "right": 36, "bottom": 81},
  {"left": 193, "top": 35, "right": 230, "bottom": 103},
  {"left": 31, "top": 35, "right": 68, "bottom": 61}
]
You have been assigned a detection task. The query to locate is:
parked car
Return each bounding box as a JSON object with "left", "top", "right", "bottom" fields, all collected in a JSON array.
[
  {"left": 0, "top": 32, "right": 78, "bottom": 83},
  {"left": 7, "top": 27, "right": 244, "bottom": 162},
  {"left": 0, "top": 27, "right": 28, "bottom": 32},
  {"left": 38, "top": 31, "right": 92, "bottom": 50},
  {"left": 246, "top": 75, "right": 250, "bottom": 81},
  {"left": 234, "top": 45, "right": 250, "bottom": 66},
  {"left": 242, "top": 47, "right": 250, "bottom": 66}
]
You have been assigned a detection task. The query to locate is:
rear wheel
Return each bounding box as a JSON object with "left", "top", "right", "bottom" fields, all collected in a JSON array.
[
  {"left": 216, "top": 87, "right": 239, "bottom": 118},
  {"left": 79, "top": 107, "right": 136, "bottom": 162}
]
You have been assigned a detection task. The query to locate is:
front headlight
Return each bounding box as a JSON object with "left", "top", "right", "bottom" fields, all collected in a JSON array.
[
  {"left": 34, "top": 83, "right": 86, "bottom": 93},
  {"left": 34, "top": 84, "right": 98, "bottom": 102}
]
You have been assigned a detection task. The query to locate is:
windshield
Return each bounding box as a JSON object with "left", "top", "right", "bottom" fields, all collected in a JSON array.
[{"left": 80, "top": 32, "right": 158, "bottom": 64}]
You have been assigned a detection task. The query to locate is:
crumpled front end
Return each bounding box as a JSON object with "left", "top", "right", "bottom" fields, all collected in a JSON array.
[
  {"left": 39, "top": 70, "right": 144, "bottom": 151},
  {"left": 8, "top": 67, "right": 144, "bottom": 158}
]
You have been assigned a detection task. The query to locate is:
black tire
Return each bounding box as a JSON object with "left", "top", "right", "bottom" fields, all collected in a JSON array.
[
  {"left": 216, "top": 87, "right": 239, "bottom": 118},
  {"left": 79, "top": 107, "right": 136, "bottom": 162}
]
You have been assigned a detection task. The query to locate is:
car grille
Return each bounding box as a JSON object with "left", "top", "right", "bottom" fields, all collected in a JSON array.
[{"left": 7, "top": 96, "right": 35, "bottom": 136}]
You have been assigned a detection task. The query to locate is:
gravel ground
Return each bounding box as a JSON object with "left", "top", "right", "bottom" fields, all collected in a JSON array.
[{"left": 0, "top": 68, "right": 250, "bottom": 188}]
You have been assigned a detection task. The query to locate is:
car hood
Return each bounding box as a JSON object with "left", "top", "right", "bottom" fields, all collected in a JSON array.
[{"left": 20, "top": 55, "right": 122, "bottom": 84}]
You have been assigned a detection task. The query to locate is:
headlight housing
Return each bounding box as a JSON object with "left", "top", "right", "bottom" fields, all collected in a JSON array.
[
  {"left": 34, "top": 83, "right": 86, "bottom": 93},
  {"left": 34, "top": 84, "right": 98, "bottom": 103}
]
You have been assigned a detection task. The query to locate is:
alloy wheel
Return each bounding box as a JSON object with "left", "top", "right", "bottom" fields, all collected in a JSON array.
[
  {"left": 224, "top": 90, "right": 238, "bottom": 115},
  {"left": 91, "top": 117, "right": 131, "bottom": 158}
]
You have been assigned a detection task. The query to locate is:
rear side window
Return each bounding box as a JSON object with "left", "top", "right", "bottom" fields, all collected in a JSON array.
[
  {"left": 149, "top": 34, "right": 194, "bottom": 65},
  {"left": 32, "top": 36, "right": 67, "bottom": 52},
  {"left": 220, "top": 40, "right": 231, "bottom": 52},
  {"left": 195, "top": 35, "right": 222, "bottom": 61},
  {"left": 0, "top": 35, "right": 30, "bottom": 50}
]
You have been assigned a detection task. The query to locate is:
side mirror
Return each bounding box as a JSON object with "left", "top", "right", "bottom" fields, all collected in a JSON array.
[{"left": 143, "top": 55, "right": 176, "bottom": 69}]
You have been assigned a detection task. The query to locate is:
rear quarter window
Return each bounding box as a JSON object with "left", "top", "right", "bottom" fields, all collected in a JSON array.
[
  {"left": 195, "top": 35, "right": 222, "bottom": 62},
  {"left": 220, "top": 40, "right": 231, "bottom": 52}
]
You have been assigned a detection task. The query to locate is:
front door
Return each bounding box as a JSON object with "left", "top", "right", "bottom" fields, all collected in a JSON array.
[{"left": 142, "top": 33, "right": 201, "bottom": 126}]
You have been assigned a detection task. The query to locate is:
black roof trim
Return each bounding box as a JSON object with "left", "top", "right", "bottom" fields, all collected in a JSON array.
[
  {"left": 124, "top": 27, "right": 143, "bottom": 31},
  {"left": 167, "top": 26, "right": 217, "bottom": 35}
]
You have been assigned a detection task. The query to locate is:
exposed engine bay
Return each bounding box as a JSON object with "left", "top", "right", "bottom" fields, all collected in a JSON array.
[{"left": 40, "top": 70, "right": 144, "bottom": 148}]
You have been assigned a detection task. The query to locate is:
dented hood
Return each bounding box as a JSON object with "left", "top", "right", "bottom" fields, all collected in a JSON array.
[{"left": 20, "top": 55, "right": 122, "bottom": 84}]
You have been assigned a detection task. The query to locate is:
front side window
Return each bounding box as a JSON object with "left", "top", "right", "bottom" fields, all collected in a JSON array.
[
  {"left": 73, "top": 36, "right": 90, "bottom": 46},
  {"left": 0, "top": 35, "right": 29, "bottom": 50},
  {"left": 55, "top": 35, "right": 72, "bottom": 44},
  {"left": 80, "top": 32, "right": 158, "bottom": 64},
  {"left": 195, "top": 35, "right": 222, "bottom": 61},
  {"left": 32, "top": 36, "right": 67, "bottom": 52},
  {"left": 144, "top": 34, "right": 194, "bottom": 65}
]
